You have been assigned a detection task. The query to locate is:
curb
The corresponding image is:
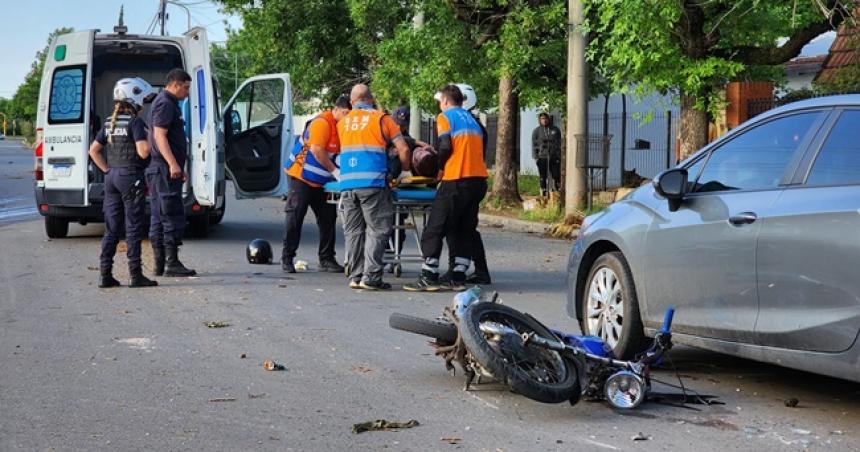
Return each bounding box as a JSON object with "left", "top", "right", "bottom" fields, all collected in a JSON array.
[{"left": 478, "top": 212, "right": 550, "bottom": 235}]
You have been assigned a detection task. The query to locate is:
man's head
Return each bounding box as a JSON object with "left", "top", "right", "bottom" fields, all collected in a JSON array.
[
  {"left": 165, "top": 68, "right": 192, "bottom": 100},
  {"left": 393, "top": 106, "right": 410, "bottom": 133},
  {"left": 539, "top": 112, "right": 550, "bottom": 126},
  {"left": 350, "top": 84, "right": 373, "bottom": 106},
  {"left": 332, "top": 94, "right": 352, "bottom": 121},
  {"left": 434, "top": 84, "right": 463, "bottom": 111}
]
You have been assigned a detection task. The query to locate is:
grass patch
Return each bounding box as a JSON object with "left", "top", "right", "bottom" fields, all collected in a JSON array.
[
  {"left": 486, "top": 174, "right": 542, "bottom": 197},
  {"left": 518, "top": 203, "right": 565, "bottom": 223}
]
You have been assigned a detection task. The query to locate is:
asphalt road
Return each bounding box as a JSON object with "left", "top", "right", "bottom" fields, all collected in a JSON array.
[
  {"left": 0, "top": 139, "right": 39, "bottom": 226},
  {"left": 1, "top": 169, "right": 858, "bottom": 451}
]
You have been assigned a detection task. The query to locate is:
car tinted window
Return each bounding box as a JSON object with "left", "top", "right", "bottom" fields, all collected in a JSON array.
[
  {"left": 807, "top": 110, "right": 860, "bottom": 186},
  {"left": 49, "top": 65, "right": 86, "bottom": 124},
  {"left": 693, "top": 112, "right": 820, "bottom": 193}
]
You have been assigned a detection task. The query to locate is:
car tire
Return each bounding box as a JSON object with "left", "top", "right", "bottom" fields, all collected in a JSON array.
[
  {"left": 45, "top": 216, "right": 69, "bottom": 239},
  {"left": 210, "top": 198, "right": 225, "bottom": 225},
  {"left": 579, "top": 251, "right": 648, "bottom": 359}
]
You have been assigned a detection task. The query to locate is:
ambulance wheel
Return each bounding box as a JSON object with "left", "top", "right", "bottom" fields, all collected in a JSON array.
[
  {"left": 187, "top": 216, "right": 209, "bottom": 238},
  {"left": 45, "top": 216, "right": 69, "bottom": 239}
]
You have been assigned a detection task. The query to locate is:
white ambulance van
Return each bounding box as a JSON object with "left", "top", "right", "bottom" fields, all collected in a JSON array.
[{"left": 34, "top": 26, "right": 293, "bottom": 238}]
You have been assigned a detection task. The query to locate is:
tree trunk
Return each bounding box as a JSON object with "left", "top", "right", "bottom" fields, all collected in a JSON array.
[
  {"left": 679, "top": 93, "right": 709, "bottom": 161},
  {"left": 491, "top": 74, "right": 522, "bottom": 206}
]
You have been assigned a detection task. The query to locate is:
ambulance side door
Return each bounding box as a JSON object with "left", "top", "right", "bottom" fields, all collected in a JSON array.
[
  {"left": 221, "top": 74, "right": 293, "bottom": 198},
  {"left": 184, "top": 27, "right": 218, "bottom": 206}
]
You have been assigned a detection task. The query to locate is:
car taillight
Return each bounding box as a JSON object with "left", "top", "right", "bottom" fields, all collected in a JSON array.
[{"left": 34, "top": 128, "right": 43, "bottom": 181}]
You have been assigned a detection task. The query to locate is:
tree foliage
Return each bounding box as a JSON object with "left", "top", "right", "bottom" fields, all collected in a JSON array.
[
  {"left": 584, "top": 0, "right": 855, "bottom": 157},
  {"left": 5, "top": 28, "right": 74, "bottom": 123}
]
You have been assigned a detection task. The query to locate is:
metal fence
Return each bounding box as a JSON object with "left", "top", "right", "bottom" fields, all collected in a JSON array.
[{"left": 587, "top": 111, "right": 679, "bottom": 190}]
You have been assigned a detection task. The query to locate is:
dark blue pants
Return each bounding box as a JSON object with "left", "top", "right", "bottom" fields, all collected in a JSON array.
[
  {"left": 100, "top": 167, "right": 146, "bottom": 272},
  {"left": 146, "top": 162, "right": 185, "bottom": 248}
]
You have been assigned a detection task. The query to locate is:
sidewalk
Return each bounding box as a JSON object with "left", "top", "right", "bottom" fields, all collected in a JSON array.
[{"left": 479, "top": 212, "right": 578, "bottom": 239}]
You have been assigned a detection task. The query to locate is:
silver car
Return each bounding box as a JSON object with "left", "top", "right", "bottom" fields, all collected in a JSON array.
[{"left": 567, "top": 95, "right": 860, "bottom": 382}]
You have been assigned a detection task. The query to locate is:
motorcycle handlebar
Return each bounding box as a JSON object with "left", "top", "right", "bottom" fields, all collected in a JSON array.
[{"left": 659, "top": 307, "right": 675, "bottom": 334}]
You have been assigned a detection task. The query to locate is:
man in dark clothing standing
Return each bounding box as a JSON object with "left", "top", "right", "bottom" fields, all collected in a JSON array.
[
  {"left": 147, "top": 68, "right": 196, "bottom": 277},
  {"left": 532, "top": 112, "right": 562, "bottom": 196}
]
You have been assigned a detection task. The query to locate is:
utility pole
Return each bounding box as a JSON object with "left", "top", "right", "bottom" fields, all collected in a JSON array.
[
  {"left": 159, "top": 0, "right": 167, "bottom": 36},
  {"left": 409, "top": 10, "right": 424, "bottom": 140},
  {"left": 565, "top": 0, "right": 588, "bottom": 214}
]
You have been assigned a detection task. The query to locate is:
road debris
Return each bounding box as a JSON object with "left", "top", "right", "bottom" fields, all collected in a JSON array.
[
  {"left": 240, "top": 353, "right": 247, "bottom": 359},
  {"left": 352, "top": 419, "right": 419, "bottom": 434},
  {"left": 351, "top": 364, "right": 373, "bottom": 373},
  {"left": 208, "top": 397, "right": 236, "bottom": 402},
  {"left": 295, "top": 260, "right": 308, "bottom": 271},
  {"left": 204, "top": 321, "right": 231, "bottom": 328},
  {"left": 87, "top": 266, "right": 98, "bottom": 271},
  {"left": 248, "top": 393, "right": 266, "bottom": 399},
  {"left": 784, "top": 397, "right": 799, "bottom": 407},
  {"left": 631, "top": 432, "right": 650, "bottom": 441},
  {"left": 441, "top": 436, "right": 461, "bottom": 445},
  {"left": 263, "top": 359, "right": 286, "bottom": 371}
]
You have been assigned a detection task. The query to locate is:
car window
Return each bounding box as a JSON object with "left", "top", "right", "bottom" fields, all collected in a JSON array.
[
  {"left": 692, "top": 112, "right": 820, "bottom": 193},
  {"left": 247, "top": 79, "right": 284, "bottom": 128},
  {"left": 49, "top": 65, "right": 86, "bottom": 124},
  {"left": 806, "top": 110, "right": 860, "bottom": 186}
]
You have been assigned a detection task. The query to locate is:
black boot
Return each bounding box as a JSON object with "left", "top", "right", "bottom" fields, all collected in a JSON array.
[
  {"left": 164, "top": 245, "right": 197, "bottom": 277},
  {"left": 282, "top": 258, "right": 296, "bottom": 273},
  {"left": 318, "top": 258, "right": 344, "bottom": 273},
  {"left": 129, "top": 269, "right": 159, "bottom": 288},
  {"left": 153, "top": 245, "right": 165, "bottom": 276},
  {"left": 99, "top": 268, "right": 121, "bottom": 288}
]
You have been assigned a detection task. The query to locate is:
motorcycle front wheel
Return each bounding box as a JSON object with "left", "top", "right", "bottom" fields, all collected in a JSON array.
[{"left": 460, "top": 302, "right": 582, "bottom": 404}]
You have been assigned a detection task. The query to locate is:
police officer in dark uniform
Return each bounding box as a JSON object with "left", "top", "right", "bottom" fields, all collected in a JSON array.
[
  {"left": 147, "top": 68, "right": 196, "bottom": 277},
  {"left": 87, "top": 77, "right": 158, "bottom": 288}
]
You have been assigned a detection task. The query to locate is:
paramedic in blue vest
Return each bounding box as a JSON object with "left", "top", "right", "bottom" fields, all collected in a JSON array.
[
  {"left": 87, "top": 78, "right": 158, "bottom": 288},
  {"left": 405, "top": 84, "right": 488, "bottom": 292},
  {"left": 147, "top": 68, "right": 196, "bottom": 277},
  {"left": 338, "top": 84, "right": 411, "bottom": 290},
  {"left": 282, "top": 95, "right": 352, "bottom": 273}
]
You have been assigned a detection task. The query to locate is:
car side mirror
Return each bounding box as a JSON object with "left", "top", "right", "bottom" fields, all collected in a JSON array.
[
  {"left": 653, "top": 168, "right": 688, "bottom": 212},
  {"left": 229, "top": 110, "right": 242, "bottom": 135}
]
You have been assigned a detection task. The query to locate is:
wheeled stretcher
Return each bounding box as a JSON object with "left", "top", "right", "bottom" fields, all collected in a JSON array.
[{"left": 324, "top": 181, "right": 436, "bottom": 277}]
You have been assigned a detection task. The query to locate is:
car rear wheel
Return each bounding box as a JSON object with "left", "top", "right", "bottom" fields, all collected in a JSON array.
[
  {"left": 45, "top": 216, "right": 69, "bottom": 239},
  {"left": 580, "top": 251, "right": 647, "bottom": 359}
]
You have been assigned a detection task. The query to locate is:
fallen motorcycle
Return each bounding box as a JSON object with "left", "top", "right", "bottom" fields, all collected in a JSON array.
[{"left": 389, "top": 288, "right": 680, "bottom": 410}]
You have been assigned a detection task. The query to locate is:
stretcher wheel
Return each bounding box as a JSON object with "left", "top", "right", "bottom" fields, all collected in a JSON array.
[{"left": 394, "top": 264, "right": 402, "bottom": 278}]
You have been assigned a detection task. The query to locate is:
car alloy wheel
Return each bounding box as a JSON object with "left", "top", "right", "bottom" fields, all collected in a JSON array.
[{"left": 586, "top": 266, "right": 624, "bottom": 349}]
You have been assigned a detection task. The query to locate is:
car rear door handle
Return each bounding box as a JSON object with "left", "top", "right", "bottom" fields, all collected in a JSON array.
[{"left": 729, "top": 212, "right": 757, "bottom": 226}]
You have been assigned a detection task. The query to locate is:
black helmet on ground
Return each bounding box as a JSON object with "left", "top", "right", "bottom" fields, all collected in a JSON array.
[{"left": 246, "top": 239, "right": 273, "bottom": 264}]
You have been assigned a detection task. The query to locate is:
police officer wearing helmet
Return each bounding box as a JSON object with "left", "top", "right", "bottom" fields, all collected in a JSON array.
[
  {"left": 147, "top": 68, "right": 196, "bottom": 277},
  {"left": 87, "top": 77, "right": 158, "bottom": 288},
  {"left": 282, "top": 95, "right": 351, "bottom": 273}
]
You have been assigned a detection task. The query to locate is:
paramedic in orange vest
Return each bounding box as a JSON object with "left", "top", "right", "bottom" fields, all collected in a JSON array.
[
  {"left": 405, "top": 84, "right": 488, "bottom": 292},
  {"left": 282, "top": 95, "right": 352, "bottom": 273},
  {"left": 338, "top": 84, "right": 411, "bottom": 290}
]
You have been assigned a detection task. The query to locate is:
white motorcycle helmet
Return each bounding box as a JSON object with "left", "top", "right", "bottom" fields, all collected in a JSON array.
[
  {"left": 456, "top": 83, "right": 477, "bottom": 111},
  {"left": 113, "top": 77, "right": 156, "bottom": 111},
  {"left": 434, "top": 83, "right": 478, "bottom": 111}
]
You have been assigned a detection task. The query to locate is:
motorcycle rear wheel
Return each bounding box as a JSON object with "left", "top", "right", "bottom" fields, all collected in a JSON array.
[
  {"left": 389, "top": 313, "right": 458, "bottom": 345},
  {"left": 460, "top": 302, "right": 581, "bottom": 404}
]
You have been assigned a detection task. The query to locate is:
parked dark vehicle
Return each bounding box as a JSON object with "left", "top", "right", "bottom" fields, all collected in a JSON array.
[{"left": 567, "top": 95, "right": 860, "bottom": 383}]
